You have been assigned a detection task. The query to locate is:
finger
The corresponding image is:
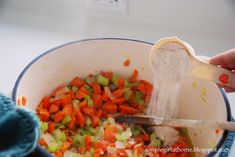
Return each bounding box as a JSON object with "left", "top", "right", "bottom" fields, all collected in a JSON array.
[{"left": 209, "top": 48, "right": 235, "bottom": 69}]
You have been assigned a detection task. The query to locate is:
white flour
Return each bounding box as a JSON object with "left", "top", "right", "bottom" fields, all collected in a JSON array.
[{"left": 147, "top": 42, "right": 191, "bottom": 118}]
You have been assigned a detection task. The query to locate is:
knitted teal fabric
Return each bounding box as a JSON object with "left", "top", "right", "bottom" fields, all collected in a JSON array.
[{"left": 0, "top": 93, "right": 40, "bottom": 157}]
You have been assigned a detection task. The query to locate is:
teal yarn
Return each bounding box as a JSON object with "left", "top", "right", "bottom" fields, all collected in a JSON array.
[{"left": 0, "top": 94, "right": 40, "bottom": 157}]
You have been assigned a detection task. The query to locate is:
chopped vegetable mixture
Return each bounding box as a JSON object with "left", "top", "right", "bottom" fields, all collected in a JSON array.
[{"left": 37, "top": 70, "right": 192, "bottom": 157}]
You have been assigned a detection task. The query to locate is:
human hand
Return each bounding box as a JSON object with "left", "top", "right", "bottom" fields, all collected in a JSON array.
[{"left": 209, "top": 48, "right": 235, "bottom": 92}]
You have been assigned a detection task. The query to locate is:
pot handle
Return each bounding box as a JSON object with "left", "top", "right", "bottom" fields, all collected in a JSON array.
[
  {"left": 218, "top": 116, "right": 235, "bottom": 157},
  {"left": 26, "top": 145, "right": 53, "bottom": 157}
]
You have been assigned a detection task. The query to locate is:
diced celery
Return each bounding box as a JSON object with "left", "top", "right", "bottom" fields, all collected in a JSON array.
[
  {"left": 116, "top": 133, "right": 128, "bottom": 142},
  {"left": 124, "top": 90, "right": 132, "bottom": 101},
  {"left": 71, "top": 86, "right": 78, "bottom": 93},
  {"left": 84, "top": 84, "right": 93, "bottom": 93},
  {"left": 97, "top": 75, "right": 109, "bottom": 86},
  {"left": 107, "top": 117, "right": 115, "bottom": 125},
  {"left": 123, "top": 128, "right": 132, "bottom": 138},
  {"left": 85, "top": 96, "right": 94, "bottom": 107},
  {"left": 72, "top": 99, "right": 80, "bottom": 109},
  {"left": 124, "top": 80, "right": 131, "bottom": 87},
  {"left": 132, "top": 127, "right": 141, "bottom": 136},
  {"left": 86, "top": 126, "right": 96, "bottom": 135},
  {"left": 57, "top": 140, "right": 62, "bottom": 150},
  {"left": 111, "top": 74, "right": 118, "bottom": 84},
  {"left": 138, "top": 99, "right": 145, "bottom": 105},
  {"left": 150, "top": 132, "right": 162, "bottom": 147},
  {"left": 84, "top": 151, "right": 93, "bottom": 157},
  {"left": 56, "top": 123, "right": 65, "bottom": 129},
  {"left": 150, "top": 139, "right": 161, "bottom": 147},
  {"left": 62, "top": 115, "right": 72, "bottom": 125},
  {"left": 89, "top": 148, "right": 95, "bottom": 156},
  {"left": 116, "top": 128, "right": 132, "bottom": 142},
  {"left": 47, "top": 142, "right": 59, "bottom": 153},
  {"left": 95, "top": 127, "right": 104, "bottom": 140},
  {"left": 61, "top": 132, "right": 67, "bottom": 142},
  {"left": 40, "top": 122, "right": 48, "bottom": 133},
  {"left": 135, "top": 91, "right": 143, "bottom": 103},
  {"left": 80, "top": 128, "right": 92, "bottom": 136},
  {"left": 86, "top": 117, "right": 92, "bottom": 126},
  {"left": 52, "top": 129, "right": 67, "bottom": 142}
]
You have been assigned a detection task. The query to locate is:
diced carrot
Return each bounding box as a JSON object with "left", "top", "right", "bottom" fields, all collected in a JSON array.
[
  {"left": 104, "top": 125, "right": 118, "bottom": 142},
  {"left": 102, "top": 103, "right": 117, "bottom": 113},
  {"left": 54, "top": 111, "right": 64, "bottom": 123},
  {"left": 17, "top": 99, "right": 21, "bottom": 106},
  {"left": 109, "top": 153, "right": 117, "bottom": 157},
  {"left": 166, "top": 153, "right": 177, "bottom": 157},
  {"left": 42, "top": 96, "right": 51, "bottom": 109},
  {"left": 61, "top": 94, "right": 72, "bottom": 106},
  {"left": 112, "top": 89, "right": 123, "bottom": 98},
  {"left": 62, "top": 104, "right": 73, "bottom": 115},
  {"left": 82, "top": 107, "right": 95, "bottom": 116},
  {"left": 48, "top": 123, "right": 55, "bottom": 133},
  {"left": 22, "top": 96, "right": 27, "bottom": 106},
  {"left": 140, "top": 134, "right": 150, "bottom": 142},
  {"left": 67, "top": 136, "right": 73, "bottom": 143},
  {"left": 85, "top": 135, "right": 92, "bottom": 150},
  {"left": 101, "top": 71, "right": 113, "bottom": 80},
  {"left": 60, "top": 142, "right": 72, "bottom": 154},
  {"left": 137, "top": 83, "right": 146, "bottom": 93},
  {"left": 178, "top": 153, "right": 189, "bottom": 157},
  {"left": 39, "top": 109, "right": 49, "bottom": 122},
  {"left": 79, "top": 100, "right": 88, "bottom": 109},
  {"left": 75, "top": 91, "right": 87, "bottom": 99},
  {"left": 102, "top": 111, "right": 108, "bottom": 118},
  {"left": 130, "top": 69, "right": 138, "bottom": 83},
  {"left": 79, "top": 147, "right": 86, "bottom": 154},
  {"left": 111, "top": 97, "right": 125, "bottom": 104},
  {"left": 119, "top": 104, "right": 138, "bottom": 115},
  {"left": 36, "top": 102, "right": 44, "bottom": 112},
  {"left": 117, "top": 149, "right": 128, "bottom": 157},
  {"left": 70, "top": 77, "right": 85, "bottom": 88},
  {"left": 123, "top": 59, "right": 130, "bottom": 67},
  {"left": 94, "top": 148, "right": 103, "bottom": 157},
  {"left": 67, "top": 91, "right": 75, "bottom": 99},
  {"left": 38, "top": 138, "right": 48, "bottom": 147},
  {"left": 67, "top": 115, "right": 76, "bottom": 129},
  {"left": 138, "top": 104, "right": 145, "bottom": 112},
  {"left": 96, "top": 109, "right": 103, "bottom": 118},
  {"left": 102, "top": 92, "right": 110, "bottom": 102},
  {"left": 80, "top": 86, "right": 90, "bottom": 95},
  {"left": 95, "top": 141, "right": 105, "bottom": 150},
  {"left": 92, "top": 82, "right": 101, "bottom": 95},
  {"left": 49, "top": 104, "right": 59, "bottom": 114},
  {"left": 116, "top": 78, "right": 125, "bottom": 88},
  {"left": 54, "top": 151, "right": 63, "bottom": 157},
  {"left": 75, "top": 109, "right": 85, "bottom": 128},
  {"left": 91, "top": 115, "right": 99, "bottom": 128},
  {"left": 93, "top": 94, "right": 103, "bottom": 108}
]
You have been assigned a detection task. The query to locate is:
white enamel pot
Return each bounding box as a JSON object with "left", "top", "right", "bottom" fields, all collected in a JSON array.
[{"left": 13, "top": 38, "right": 233, "bottom": 157}]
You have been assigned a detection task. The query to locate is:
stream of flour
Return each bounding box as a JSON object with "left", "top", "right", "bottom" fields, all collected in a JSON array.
[{"left": 147, "top": 42, "right": 191, "bottom": 118}]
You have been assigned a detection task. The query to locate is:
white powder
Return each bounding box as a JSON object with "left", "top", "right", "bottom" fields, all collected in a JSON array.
[{"left": 147, "top": 42, "right": 191, "bottom": 118}]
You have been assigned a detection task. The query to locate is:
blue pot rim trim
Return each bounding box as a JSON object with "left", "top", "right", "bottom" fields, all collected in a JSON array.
[{"left": 11, "top": 37, "right": 233, "bottom": 157}]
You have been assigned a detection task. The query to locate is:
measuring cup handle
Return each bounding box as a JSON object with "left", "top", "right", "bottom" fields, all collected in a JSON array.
[{"left": 189, "top": 59, "right": 235, "bottom": 89}]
